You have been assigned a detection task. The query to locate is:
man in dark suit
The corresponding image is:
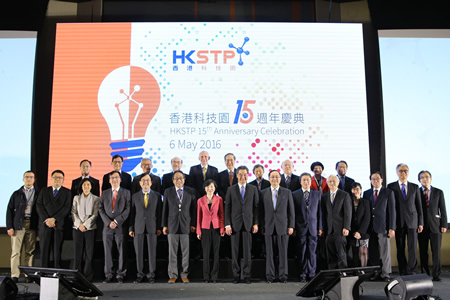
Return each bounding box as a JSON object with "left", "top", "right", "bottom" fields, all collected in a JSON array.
[
  {"left": 260, "top": 170, "right": 294, "bottom": 283},
  {"left": 280, "top": 160, "right": 301, "bottom": 192},
  {"left": 35, "top": 170, "right": 72, "bottom": 268},
  {"left": 292, "top": 173, "right": 322, "bottom": 282},
  {"left": 225, "top": 166, "right": 259, "bottom": 284},
  {"left": 162, "top": 170, "right": 197, "bottom": 284},
  {"left": 336, "top": 160, "right": 355, "bottom": 194},
  {"left": 363, "top": 171, "right": 396, "bottom": 281},
  {"left": 101, "top": 154, "right": 132, "bottom": 192},
  {"left": 387, "top": 163, "right": 423, "bottom": 275},
  {"left": 188, "top": 151, "right": 218, "bottom": 197},
  {"left": 249, "top": 164, "right": 271, "bottom": 193},
  {"left": 161, "top": 157, "right": 190, "bottom": 195},
  {"left": 217, "top": 153, "right": 238, "bottom": 199},
  {"left": 131, "top": 158, "right": 161, "bottom": 195},
  {"left": 99, "top": 171, "right": 131, "bottom": 283},
  {"left": 322, "top": 175, "right": 352, "bottom": 269},
  {"left": 6, "top": 171, "right": 39, "bottom": 282},
  {"left": 129, "top": 174, "right": 162, "bottom": 284},
  {"left": 71, "top": 159, "right": 100, "bottom": 197},
  {"left": 417, "top": 170, "right": 447, "bottom": 281}
]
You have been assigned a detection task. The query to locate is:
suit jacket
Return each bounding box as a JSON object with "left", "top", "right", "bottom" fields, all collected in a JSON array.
[
  {"left": 311, "top": 176, "right": 330, "bottom": 194},
  {"left": 280, "top": 174, "right": 301, "bottom": 192},
  {"left": 337, "top": 175, "right": 355, "bottom": 194},
  {"left": 131, "top": 173, "right": 161, "bottom": 195},
  {"left": 196, "top": 195, "right": 225, "bottom": 235},
  {"left": 6, "top": 186, "right": 39, "bottom": 231},
  {"left": 249, "top": 178, "right": 271, "bottom": 194},
  {"left": 129, "top": 190, "right": 162, "bottom": 235},
  {"left": 292, "top": 189, "right": 322, "bottom": 236},
  {"left": 161, "top": 172, "right": 191, "bottom": 195},
  {"left": 350, "top": 198, "right": 371, "bottom": 239},
  {"left": 98, "top": 187, "right": 131, "bottom": 234},
  {"left": 101, "top": 171, "right": 132, "bottom": 192},
  {"left": 162, "top": 186, "right": 197, "bottom": 234},
  {"left": 387, "top": 181, "right": 423, "bottom": 229},
  {"left": 363, "top": 187, "right": 396, "bottom": 234},
  {"left": 188, "top": 164, "right": 219, "bottom": 197},
  {"left": 260, "top": 186, "right": 295, "bottom": 235},
  {"left": 224, "top": 183, "right": 259, "bottom": 232},
  {"left": 217, "top": 168, "right": 238, "bottom": 199},
  {"left": 420, "top": 186, "right": 447, "bottom": 233},
  {"left": 71, "top": 194, "right": 99, "bottom": 230},
  {"left": 71, "top": 176, "right": 100, "bottom": 197},
  {"left": 36, "top": 186, "right": 72, "bottom": 230},
  {"left": 322, "top": 189, "right": 352, "bottom": 236}
]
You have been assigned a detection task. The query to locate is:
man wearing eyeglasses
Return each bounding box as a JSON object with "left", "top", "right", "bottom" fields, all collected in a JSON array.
[
  {"left": 101, "top": 155, "right": 132, "bottom": 192},
  {"left": 131, "top": 158, "right": 161, "bottom": 195},
  {"left": 35, "top": 170, "right": 72, "bottom": 268},
  {"left": 387, "top": 163, "right": 423, "bottom": 275},
  {"left": 161, "top": 157, "right": 191, "bottom": 195}
]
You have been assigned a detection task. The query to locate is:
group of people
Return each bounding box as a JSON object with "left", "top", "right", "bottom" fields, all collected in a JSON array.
[{"left": 6, "top": 151, "right": 447, "bottom": 285}]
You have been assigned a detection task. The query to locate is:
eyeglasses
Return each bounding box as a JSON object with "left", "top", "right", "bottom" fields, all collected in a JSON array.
[
  {"left": 141, "top": 179, "right": 151, "bottom": 183},
  {"left": 110, "top": 176, "right": 120, "bottom": 180},
  {"left": 270, "top": 176, "right": 281, "bottom": 179},
  {"left": 112, "top": 160, "right": 123, "bottom": 164},
  {"left": 52, "top": 176, "right": 64, "bottom": 180},
  {"left": 398, "top": 170, "right": 409, "bottom": 173},
  {"left": 173, "top": 177, "right": 185, "bottom": 181}
]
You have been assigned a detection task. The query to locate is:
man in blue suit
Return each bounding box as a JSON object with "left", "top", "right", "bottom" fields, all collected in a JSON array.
[{"left": 292, "top": 173, "right": 322, "bottom": 282}]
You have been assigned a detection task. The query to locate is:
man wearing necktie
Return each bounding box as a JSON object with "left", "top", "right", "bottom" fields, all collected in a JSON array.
[
  {"left": 162, "top": 170, "right": 197, "bottom": 284},
  {"left": 161, "top": 157, "right": 191, "bottom": 195},
  {"left": 387, "top": 163, "right": 423, "bottom": 275},
  {"left": 260, "top": 170, "right": 294, "bottom": 283},
  {"left": 218, "top": 153, "right": 238, "bottom": 199},
  {"left": 321, "top": 175, "right": 351, "bottom": 269},
  {"left": 363, "top": 171, "right": 396, "bottom": 281},
  {"left": 292, "top": 173, "right": 322, "bottom": 282},
  {"left": 131, "top": 158, "right": 162, "bottom": 195},
  {"left": 336, "top": 160, "right": 355, "bottom": 194},
  {"left": 417, "top": 170, "right": 447, "bottom": 281},
  {"left": 188, "top": 151, "right": 219, "bottom": 197},
  {"left": 129, "top": 174, "right": 162, "bottom": 283},
  {"left": 99, "top": 170, "right": 131, "bottom": 283},
  {"left": 71, "top": 159, "right": 100, "bottom": 197},
  {"left": 225, "top": 166, "right": 259, "bottom": 284},
  {"left": 6, "top": 171, "right": 39, "bottom": 283},
  {"left": 280, "top": 160, "right": 301, "bottom": 192},
  {"left": 36, "top": 170, "right": 72, "bottom": 268}
]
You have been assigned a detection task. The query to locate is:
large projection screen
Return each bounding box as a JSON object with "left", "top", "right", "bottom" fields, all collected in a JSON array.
[
  {"left": 0, "top": 31, "right": 36, "bottom": 227},
  {"left": 48, "top": 22, "right": 370, "bottom": 190},
  {"left": 379, "top": 29, "right": 450, "bottom": 217}
]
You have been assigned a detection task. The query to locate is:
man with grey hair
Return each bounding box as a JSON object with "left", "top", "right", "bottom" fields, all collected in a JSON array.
[
  {"left": 132, "top": 158, "right": 161, "bottom": 195},
  {"left": 280, "top": 160, "right": 301, "bottom": 192},
  {"left": 189, "top": 151, "right": 219, "bottom": 197},
  {"left": 387, "top": 163, "right": 423, "bottom": 275},
  {"left": 218, "top": 153, "right": 238, "bottom": 198},
  {"left": 161, "top": 157, "right": 190, "bottom": 194},
  {"left": 321, "top": 175, "right": 351, "bottom": 269}
]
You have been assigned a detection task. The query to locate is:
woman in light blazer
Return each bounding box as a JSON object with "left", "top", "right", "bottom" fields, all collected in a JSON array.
[
  {"left": 197, "top": 179, "right": 225, "bottom": 283},
  {"left": 72, "top": 178, "right": 99, "bottom": 281}
]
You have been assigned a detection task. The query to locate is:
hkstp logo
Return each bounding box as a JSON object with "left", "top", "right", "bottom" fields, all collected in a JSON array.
[
  {"left": 234, "top": 100, "right": 256, "bottom": 124},
  {"left": 173, "top": 37, "right": 250, "bottom": 66}
]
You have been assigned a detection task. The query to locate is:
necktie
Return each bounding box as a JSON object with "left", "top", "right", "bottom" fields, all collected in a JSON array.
[
  {"left": 144, "top": 192, "right": 148, "bottom": 208},
  {"left": 26, "top": 189, "right": 31, "bottom": 201},
  {"left": 373, "top": 190, "right": 378, "bottom": 203},
  {"left": 112, "top": 189, "right": 117, "bottom": 212},
  {"left": 177, "top": 188, "right": 183, "bottom": 203},
  {"left": 258, "top": 180, "right": 261, "bottom": 191},
  {"left": 53, "top": 189, "right": 59, "bottom": 198},
  {"left": 424, "top": 188, "right": 429, "bottom": 207},
  {"left": 241, "top": 186, "right": 245, "bottom": 204},
  {"left": 273, "top": 188, "right": 277, "bottom": 209},
  {"left": 202, "top": 167, "right": 207, "bottom": 180},
  {"left": 286, "top": 176, "right": 291, "bottom": 187},
  {"left": 340, "top": 177, "right": 345, "bottom": 189},
  {"left": 229, "top": 171, "right": 233, "bottom": 186},
  {"left": 401, "top": 183, "right": 407, "bottom": 200},
  {"left": 331, "top": 192, "right": 336, "bottom": 204},
  {"left": 304, "top": 191, "right": 310, "bottom": 205}
]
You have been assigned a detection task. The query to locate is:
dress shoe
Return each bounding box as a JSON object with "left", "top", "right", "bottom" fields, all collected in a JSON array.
[
  {"left": 300, "top": 277, "right": 307, "bottom": 283},
  {"left": 381, "top": 276, "right": 390, "bottom": 282},
  {"left": 133, "top": 277, "right": 144, "bottom": 283},
  {"left": 244, "top": 278, "right": 251, "bottom": 284},
  {"left": 103, "top": 277, "right": 113, "bottom": 283},
  {"left": 168, "top": 277, "right": 176, "bottom": 284},
  {"left": 432, "top": 277, "right": 442, "bottom": 282},
  {"left": 181, "top": 277, "right": 190, "bottom": 283},
  {"left": 11, "top": 277, "right": 18, "bottom": 283},
  {"left": 266, "top": 280, "right": 272, "bottom": 284},
  {"left": 148, "top": 278, "right": 155, "bottom": 284},
  {"left": 117, "top": 278, "right": 124, "bottom": 283},
  {"left": 211, "top": 280, "right": 217, "bottom": 284},
  {"left": 232, "top": 277, "right": 240, "bottom": 284}
]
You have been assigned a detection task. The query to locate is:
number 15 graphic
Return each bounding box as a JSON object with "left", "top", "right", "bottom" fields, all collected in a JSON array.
[{"left": 234, "top": 100, "right": 256, "bottom": 124}]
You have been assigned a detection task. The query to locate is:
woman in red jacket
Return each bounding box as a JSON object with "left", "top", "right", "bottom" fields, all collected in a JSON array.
[{"left": 197, "top": 179, "right": 225, "bottom": 283}]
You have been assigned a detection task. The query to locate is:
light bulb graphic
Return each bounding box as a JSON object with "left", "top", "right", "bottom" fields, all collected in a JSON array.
[{"left": 98, "top": 66, "right": 161, "bottom": 172}]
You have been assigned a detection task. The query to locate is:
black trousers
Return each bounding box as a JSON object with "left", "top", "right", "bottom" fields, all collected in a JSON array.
[
  {"left": 326, "top": 234, "right": 347, "bottom": 269},
  {"left": 230, "top": 228, "right": 252, "bottom": 279},
  {"left": 73, "top": 229, "right": 96, "bottom": 281},
  {"left": 395, "top": 226, "right": 418, "bottom": 275},
  {"left": 201, "top": 225, "right": 221, "bottom": 280},
  {"left": 39, "top": 226, "right": 64, "bottom": 268},
  {"left": 418, "top": 229, "right": 442, "bottom": 278}
]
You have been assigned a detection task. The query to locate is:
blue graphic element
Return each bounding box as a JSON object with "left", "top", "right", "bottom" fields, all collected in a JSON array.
[
  {"left": 229, "top": 37, "right": 250, "bottom": 66},
  {"left": 110, "top": 139, "right": 145, "bottom": 150},
  {"left": 110, "top": 139, "right": 146, "bottom": 172},
  {"left": 242, "top": 112, "right": 249, "bottom": 119}
]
